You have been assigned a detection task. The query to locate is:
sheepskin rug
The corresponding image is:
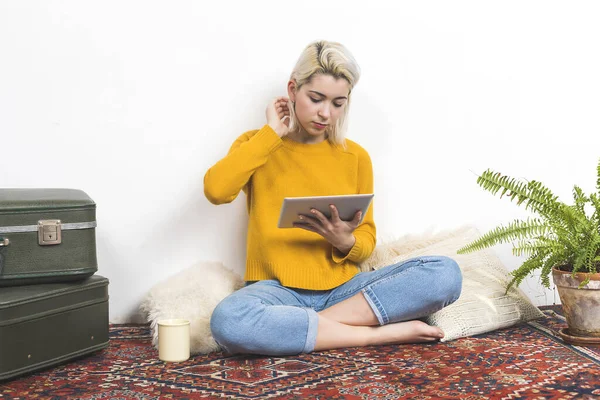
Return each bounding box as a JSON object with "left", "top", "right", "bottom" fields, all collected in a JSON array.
[{"left": 139, "top": 261, "right": 244, "bottom": 355}]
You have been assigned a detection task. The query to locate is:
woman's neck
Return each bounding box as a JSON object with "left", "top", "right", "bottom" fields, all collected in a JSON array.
[{"left": 287, "top": 129, "right": 327, "bottom": 144}]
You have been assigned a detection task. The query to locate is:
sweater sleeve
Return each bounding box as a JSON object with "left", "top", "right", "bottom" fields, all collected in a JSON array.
[
  {"left": 332, "top": 147, "right": 377, "bottom": 264},
  {"left": 204, "top": 124, "right": 282, "bottom": 205}
]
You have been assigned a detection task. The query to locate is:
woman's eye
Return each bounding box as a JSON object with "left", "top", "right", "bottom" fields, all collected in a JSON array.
[{"left": 310, "top": 98, "right": 343, "bottom": 108}]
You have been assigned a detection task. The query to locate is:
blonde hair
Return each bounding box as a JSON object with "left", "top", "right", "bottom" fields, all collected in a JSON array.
[{"left": 288, "top": 40, "right": 361, "bottom": 147}]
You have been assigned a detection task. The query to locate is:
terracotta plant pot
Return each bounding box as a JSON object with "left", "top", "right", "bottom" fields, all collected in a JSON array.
[{"left": 552, "top": 267, "right": 600, "bottom": 346}]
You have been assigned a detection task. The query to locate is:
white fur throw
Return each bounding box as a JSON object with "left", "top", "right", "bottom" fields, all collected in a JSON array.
[
  {"left": 140, "top": 225, "right": 544, "bottom": 354},
  {"left": 139, "top": 261, "right": 245, "bottom": 355}
]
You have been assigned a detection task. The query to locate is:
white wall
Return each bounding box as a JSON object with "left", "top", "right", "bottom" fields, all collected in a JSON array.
[{"left": 1, "top": 1, "right": 598, "bottom": 322}]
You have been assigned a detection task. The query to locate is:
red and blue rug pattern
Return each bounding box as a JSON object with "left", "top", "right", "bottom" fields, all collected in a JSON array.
[{"left": 1, "top": 306, "right": 599, "bottom": 399}]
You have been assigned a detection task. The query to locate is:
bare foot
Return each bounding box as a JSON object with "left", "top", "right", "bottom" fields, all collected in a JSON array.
[{"left": 370, "top": 320, "right": 444, "bottom": 345}]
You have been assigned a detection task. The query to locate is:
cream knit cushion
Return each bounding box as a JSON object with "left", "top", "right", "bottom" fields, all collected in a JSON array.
[{"left": 359, "top": 225, "right": 544, "bottom": 341}]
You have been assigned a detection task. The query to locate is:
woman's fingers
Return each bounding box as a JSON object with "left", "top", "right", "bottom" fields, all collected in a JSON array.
[
  {"left": 279, "top": 110, "right": 290, "bottom": 121},
  {"left": 277, "top": 100, "right": 290, "bottom": 115},
  {"left": 293, "top": 222, "right": 319, "bottom": 233},
  {"left": 296, "top": 214, "right": 324, "bottom": 234},
  {"left": 266, "top": 97, "right": 291, "bottom": 137},
  {"left": 298, "top": 214, "right": 319, "bottom": 225},
  {"left": 329, "top": 205, "right": 360, "bottom": 227},
  {"left": 352, "top": 211, "right": 363, "bottom": 227},
  {"left": 309, "top": 209, "right": 333, "bottom": 227},
  {"left": 329, "top": 205, "right": 341, "bottom": 222}
]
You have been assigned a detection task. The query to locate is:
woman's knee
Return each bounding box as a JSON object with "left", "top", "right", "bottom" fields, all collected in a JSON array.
[
  {"left": 427, "top": 255, "right": 463, "bottom": 304},
  {"left": 210, "top": 296, "right": 256, "bottom": 352}
]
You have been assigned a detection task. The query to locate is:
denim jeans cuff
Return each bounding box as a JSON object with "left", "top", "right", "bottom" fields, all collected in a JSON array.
[
  {"left": 302, "top": 308, "right": 319, "bottom": 353},
  {"left": 362, "top": 288, "right": 388, "bottom": 325}
]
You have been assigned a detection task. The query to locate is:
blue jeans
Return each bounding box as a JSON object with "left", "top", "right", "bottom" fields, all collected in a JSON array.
[{"left": 210, "top": 255, "right": 462, "bottom": 356}]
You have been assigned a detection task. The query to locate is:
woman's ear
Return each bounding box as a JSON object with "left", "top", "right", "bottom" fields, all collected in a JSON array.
[{"left": 287, "top": 79, "right": 297, "bottom": 102}]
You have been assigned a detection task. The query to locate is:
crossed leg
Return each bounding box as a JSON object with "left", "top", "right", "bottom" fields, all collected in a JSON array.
[
  {"left": 315, "top": 259, "right": 460, "bottom": 351},
  {"left": 314, "top": 292, "right": 444, "bottom": 351}
]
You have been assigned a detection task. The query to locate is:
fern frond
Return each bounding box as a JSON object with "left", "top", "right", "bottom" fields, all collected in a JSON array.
[
  {"left": 560, "top": 202, "right": 589, "bottom": 233},
  {"left": 476, "top": 170, "right": 560, "bottom": 216},
  {"left": 506, "top": 252, "right": 547, "bottom": 293},
  {"left": 539, "top": 252, "right": 566, "bottom": 288},
  {"left": 524, "top": 180, "right": 562, "bottom": 216},
  {"left": 590, "top": 193, "right": 600, "bottom": 231},
  {"left": 572, "top": 247, "right": 588, "bottom": 274},
  {"left": 480, "top": 170, "right": 589, "bottom": 234},
  {"left": 457, "top": 218, "right": 549, "bottom": 254},
  {"left": 512, "top": 240, "right": 551, "bottom": 257},
  {"left": 597, "top": 157, "right": 600, "bottom": 195},
  {"left": 512, "top": 237, "right": 566, "bottom": 259},
  {"left": 573, "top": 185, "right": 589, "bottom": 215},
  {"left": 584, "top": 233, "right": 600, "bottom": 273},
  {"left": 545, "top": 219, "right": 579, "bottom": 256},
  {"left": 578, "top": 275, "right": 592, "bottom": 288},
  {"left": 534, "top": 236, "right": 571, "bottom": 262}
]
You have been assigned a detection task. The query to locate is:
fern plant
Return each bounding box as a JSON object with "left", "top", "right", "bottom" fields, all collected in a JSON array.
[{"left": 457, "top": 158, "right": 600, "bottom": 291}]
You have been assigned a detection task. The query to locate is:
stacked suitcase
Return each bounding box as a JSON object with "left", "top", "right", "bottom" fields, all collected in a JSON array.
[{"left": 0, "top": 189, "right": 109, "bottom": 381}]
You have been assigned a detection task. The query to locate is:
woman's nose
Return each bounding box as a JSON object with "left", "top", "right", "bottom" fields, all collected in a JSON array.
[{"left": 318, "top": 104, "right": 331, "bottom": 119}]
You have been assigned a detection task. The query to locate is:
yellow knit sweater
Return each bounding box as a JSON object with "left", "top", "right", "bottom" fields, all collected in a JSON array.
[{"left": 204, "top": 124, "right": 376, "bottom": 290}]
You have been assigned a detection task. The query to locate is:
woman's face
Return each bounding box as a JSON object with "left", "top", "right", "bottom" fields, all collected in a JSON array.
[{"left": 288, "top": 74, "right": 350, "bottom": 139}]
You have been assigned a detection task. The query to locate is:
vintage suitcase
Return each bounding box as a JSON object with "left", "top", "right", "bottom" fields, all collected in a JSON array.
[
  {"left": 0, "top": 275, "right": 109, "bottom": 381},
  {"left": 0, "top": 189, "right": 97, "bottom": 286}
]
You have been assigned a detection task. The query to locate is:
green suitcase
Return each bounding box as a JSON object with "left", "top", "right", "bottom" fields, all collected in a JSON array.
[
  {"left": 0, "top": 189, "right": 97, "bottom": 286},
  {"left": 0, "top": 275, "right": 109, "bottom": 381}
]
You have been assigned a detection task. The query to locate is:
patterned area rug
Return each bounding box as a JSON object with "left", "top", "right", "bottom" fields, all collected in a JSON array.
[{"left": 1, "top": 306, "right": 599, "bottom": 399}]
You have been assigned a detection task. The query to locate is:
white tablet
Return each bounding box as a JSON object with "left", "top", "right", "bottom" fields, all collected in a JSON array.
[{"left": 277, "top": 194, "right": 374, "bottom": 229}]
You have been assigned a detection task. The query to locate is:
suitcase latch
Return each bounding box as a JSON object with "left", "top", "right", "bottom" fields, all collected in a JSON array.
[{"left": 38, "top": 220, "right": 62, "bottom": 245}]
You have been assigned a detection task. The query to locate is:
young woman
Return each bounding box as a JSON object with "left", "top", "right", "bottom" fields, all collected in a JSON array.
[{"left": 204, "top": 40, "right": 462, "bottom": 356}]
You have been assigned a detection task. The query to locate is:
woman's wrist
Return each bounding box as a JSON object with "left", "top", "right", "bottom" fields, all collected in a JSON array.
[
  {"left": 268, "top": 123, "right": 286, "bottom": 137},
  {"left": 335, "top": 234, "right": 356, "bottom": 255}
]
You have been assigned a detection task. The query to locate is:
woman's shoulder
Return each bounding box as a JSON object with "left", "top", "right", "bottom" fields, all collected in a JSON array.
[
  {"left": 342, "top": 138, "right": 371, "bottom": 160},
  {"left": 229, "top": 126, "right": 271, "bottom": 146},
  {"left": 237, "top": 124, "right": 282, "bottom": 140}
]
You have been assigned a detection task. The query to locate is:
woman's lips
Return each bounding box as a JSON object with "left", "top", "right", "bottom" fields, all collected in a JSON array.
[{"left": 313, "top": 122, "right": 327, "bottom": 129}]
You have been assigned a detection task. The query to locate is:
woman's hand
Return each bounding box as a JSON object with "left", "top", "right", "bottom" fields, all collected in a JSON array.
[
  {"left": 266, "top": 96, "right": 291, "bottom": 137},
  {"left": 293, "top": 205, "right": 362, "bottom": 255}
]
